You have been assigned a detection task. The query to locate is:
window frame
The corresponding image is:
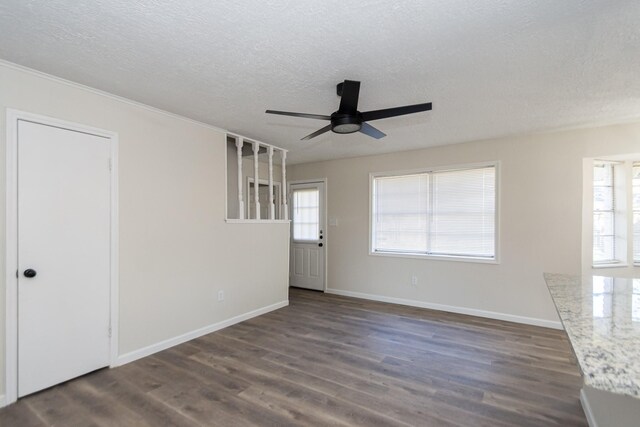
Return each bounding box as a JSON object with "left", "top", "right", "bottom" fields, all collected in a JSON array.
[
  {"left": 588, "top": 159, "right": 639, "bottom": 269},
  {"left": 592, "top": 161, "right": 621, "bottom": 266},
  {"left": 633, "top": 162, "right": 640, "bottom": 266},
  {"left": 369, "top": 161, "right": 500, "bottom": 264}
]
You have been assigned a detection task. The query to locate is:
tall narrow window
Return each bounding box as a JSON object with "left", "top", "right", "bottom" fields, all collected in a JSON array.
[
  {"left": 593, "top": 162, "right": 618, "bottom": 264},
  {"left": 292, "top": 188, "right": 319, "bottom": 241},
  {"left": 633, "top": 163, "right": 640, "bottom": 264},
  {"left": 372, "top": 164, "right": 497, "bottom": 260}
]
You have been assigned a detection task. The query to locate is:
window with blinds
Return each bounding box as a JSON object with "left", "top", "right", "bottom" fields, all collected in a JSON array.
[
  {"left": 593, "top": 162, "right": 618, "bottom": 264},
  {"left": 633, "top": 163, "right": 640, "bottom": 264},
  {"left": 372, "top": 164, "right": 497, "bottom": 260}
]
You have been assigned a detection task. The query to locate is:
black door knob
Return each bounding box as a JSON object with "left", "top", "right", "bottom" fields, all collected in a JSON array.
[
  {"left": 23, "top": 269, "right": 37, "bottom": 278},
  {"left": 318, "top": 243, "right": 323, "bottom": 247}
]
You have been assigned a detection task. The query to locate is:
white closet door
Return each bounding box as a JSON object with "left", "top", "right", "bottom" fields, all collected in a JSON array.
[{"left": 18, "top": 120, "right": 111, "bottom": 397}]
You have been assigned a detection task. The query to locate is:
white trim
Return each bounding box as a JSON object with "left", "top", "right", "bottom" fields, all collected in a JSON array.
[
  {"left": 109, "top": 130, "right": 120, "bottom": 368},
  {"left": 580, "top": 388, "right": 598, "bottom": 427},
  {"left": 369, "top": 161, "right": 500, "bottom": 179},
  {"left": 369, "top": 161, "right": 500, "bottom": 264},
  {"left": 4, "top": 109, "right": 120, "bottom": 406},
  {"left": 288, "top": 178, "right": 329, "bottom": 292},
  {"left": 288, "top": 178, "right": 326, "bottom": 185},
  {"left": 4, "top": 109, "right": 18, "bottom": 406},
  {"left": 0, "top": 61, "right": 285, "bottom": 174},
  {"left": 592, "top": 263, "right": 628, "bottom": 269},
  {"left": 325, "top": 288, "right": 563, "bottom": 330},
  {"left": 0, "top": 394, "right": 5, "bottom": 408},
  {"left": 226, "top": 219, "right": 290, "bottom": 224},
  {"left": 322, "top": 178, "right": 329, "bottom": 292},
  {"left": 0, "top": 59, "right": 226, "bottom": 135},
  {"left": 115, "top": 300, "right": 288, "bottom": 366},
  {"left": 369, "top": 250, "right": 499, "bottom": 264}
]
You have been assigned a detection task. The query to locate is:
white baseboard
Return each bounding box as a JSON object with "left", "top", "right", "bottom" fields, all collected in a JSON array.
[
  {"left": 115, "top": 300, "right": 288, "bottom": 366},
  {"left": 580, "top": 388, "right": 598, "bottom": 427},
  {"left": 325, "top": 288, "right": 562, "bottom": 330},
  {"left": 0, "top": 394, "right": 5, "bottom": 408}
]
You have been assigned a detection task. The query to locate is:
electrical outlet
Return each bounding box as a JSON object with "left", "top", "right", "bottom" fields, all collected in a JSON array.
[
  {"left": 217, "top": 290, "right": 225, "bottom": 301},
  {"left": 411, "top": 275, "right": 418, "bottom": 286}
]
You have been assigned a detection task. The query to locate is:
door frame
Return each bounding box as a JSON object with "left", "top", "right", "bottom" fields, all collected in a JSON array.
[
  {"left": 4, "top": 109, "right": 119, "bottom": 405},
  {"left": 288, "top": 178, "right": 328, "bottom": 292}
]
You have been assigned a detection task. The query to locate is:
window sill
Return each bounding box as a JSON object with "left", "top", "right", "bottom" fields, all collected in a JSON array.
[
  {"left": 592, "top": 263, "right": 628, "bottom": 269},
  {"left": 369, "top": 250, "right": 498, "bottom": 264},
  {"left": 226, "top": 219, "right": 290, "bottom": 224}
]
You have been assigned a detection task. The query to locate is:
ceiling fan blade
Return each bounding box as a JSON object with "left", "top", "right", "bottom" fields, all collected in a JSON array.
[
  {"left": 301, "top": 124, "right": 332, "bottom": 141},
  {"left": 266, "top": 110, "right": 331, "bottom": 120},
  {"left": 361, "top": 102, "right": 432, "bottom": 122},
  {"left": 359, "top": 122, "right": 386, "bottom": 139},
  {"left": 338, "top": 80, "right": 361, "bottom": 113}
]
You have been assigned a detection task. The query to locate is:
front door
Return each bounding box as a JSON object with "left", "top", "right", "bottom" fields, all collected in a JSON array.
[
  {"left": 289, "top": 181, "right": 325, "bottom": 291},
  {"left": 17, "top": 119, "right": 112, "bottom": 397}
]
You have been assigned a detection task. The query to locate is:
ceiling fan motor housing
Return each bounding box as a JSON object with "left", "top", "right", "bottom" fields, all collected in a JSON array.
[{"left": 331, "top": 112, "right": 362, "bottom": 134}]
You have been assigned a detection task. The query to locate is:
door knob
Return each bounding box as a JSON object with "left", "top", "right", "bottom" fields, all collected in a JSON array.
[
  {"left": 318, "top": 243, "right": 323, "bottom": 247},
  {"left": 23, "top": 269, "right": 37, "bottom": 278}
]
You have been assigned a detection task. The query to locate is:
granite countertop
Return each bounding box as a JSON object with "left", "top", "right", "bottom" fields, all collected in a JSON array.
[{"left": 544, "top": 273, "right": 640, "bottom": 398}]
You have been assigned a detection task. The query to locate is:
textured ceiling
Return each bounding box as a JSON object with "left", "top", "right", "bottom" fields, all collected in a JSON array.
[{"left": 1, "top": 1, "right": 639, "bottom": 164}]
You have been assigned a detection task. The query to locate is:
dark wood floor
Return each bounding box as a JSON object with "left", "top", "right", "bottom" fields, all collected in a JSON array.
[{"left": 1, "top": 288, "right": 587, "bottom": 426}]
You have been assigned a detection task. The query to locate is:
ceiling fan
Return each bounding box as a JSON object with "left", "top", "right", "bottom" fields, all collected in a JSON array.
[{"left": 266, "top": 80, "right": 432, "bottom": 140}]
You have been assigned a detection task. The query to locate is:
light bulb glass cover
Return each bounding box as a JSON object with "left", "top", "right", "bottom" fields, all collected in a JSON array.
[{"left": 333, "top": 123, "right": 362, "bottom": 134}]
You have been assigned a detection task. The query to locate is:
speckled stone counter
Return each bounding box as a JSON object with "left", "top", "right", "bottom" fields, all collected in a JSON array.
[{"left": 544, "top": 273, "right": 640, "bottom": 399}]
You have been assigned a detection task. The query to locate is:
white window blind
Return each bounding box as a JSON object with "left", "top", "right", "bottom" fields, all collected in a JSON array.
[
  {"left": 593, "top": 162, "right": 617, "bottom": 264},
  {"left": 430, "top": 168, "right": 496, "bottom": 257},
  {"left": 633, "top": 163, "right": 640, "bottom": 264},
  {"left": 292, "top": 188, "right": 319, "bottom": 241},
  {"left": 372, "top": 165, "right": 496, "bottom": 259},
  {"left": 373, "top": 174, "right": 429, "bottom": 253}
]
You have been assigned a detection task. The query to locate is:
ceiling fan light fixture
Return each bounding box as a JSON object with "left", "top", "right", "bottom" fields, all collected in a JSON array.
[
  {"left": 331, "top": 114, "right": 362, "bottom": 134},
  {"left": 332, "top": 122, "right": 362, "bottom": 134}
]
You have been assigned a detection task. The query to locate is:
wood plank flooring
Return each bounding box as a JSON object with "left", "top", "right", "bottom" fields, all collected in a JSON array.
[{"left": 0, "top": 288, "right": 587, "bottom": 426}]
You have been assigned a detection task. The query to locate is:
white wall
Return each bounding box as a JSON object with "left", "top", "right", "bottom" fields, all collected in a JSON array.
[
  {"left": 0, "top": 62, "right": 290, "bottom": 397},
  {"left": 289, "top": 122, "right": 640, "bottom": 326}
]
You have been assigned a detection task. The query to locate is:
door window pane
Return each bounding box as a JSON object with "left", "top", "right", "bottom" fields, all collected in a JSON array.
[{"left": 293, "top": 188, "right": 319, "bottom": 241}]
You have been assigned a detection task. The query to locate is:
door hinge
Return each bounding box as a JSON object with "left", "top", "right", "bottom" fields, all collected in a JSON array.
[{"left": 108, "top": 327, "right": 112, "bottom": 338}]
